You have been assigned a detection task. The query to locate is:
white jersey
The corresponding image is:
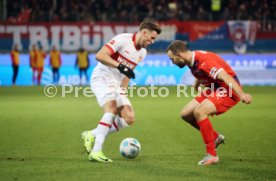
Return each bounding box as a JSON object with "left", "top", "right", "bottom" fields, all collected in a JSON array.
[{"left": 93, "top": 33, "right": 147, "bottom": 81}]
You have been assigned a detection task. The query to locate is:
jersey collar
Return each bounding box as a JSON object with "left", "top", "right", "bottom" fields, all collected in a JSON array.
[
  {"left": 132, "top": 33, "right": 141, "bottom": 50},
  {"left": 190, "top": 51, "right": 195, "bottom": 67}
]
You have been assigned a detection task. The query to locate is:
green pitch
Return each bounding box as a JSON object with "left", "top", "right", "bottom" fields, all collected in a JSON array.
[{"left": 0, "top": 86, "right": 276, "bottom": 181}]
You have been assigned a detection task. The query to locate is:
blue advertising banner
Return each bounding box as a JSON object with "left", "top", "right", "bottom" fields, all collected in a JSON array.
[{"left": 1, "top": 53, "right": 276, "bottom": 86}]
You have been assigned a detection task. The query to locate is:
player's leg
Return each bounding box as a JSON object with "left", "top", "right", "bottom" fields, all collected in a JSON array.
[
  {"left": 194, "top": 99, "right": 218, "bottom": 165},
  {"left": 109, "top": 105, "right": 134, "bottom": 134},
  {"left": 84, "top": 67, "right": 88, "bottom": 83},
  {"left": 83, "top": 72, "right": 118, "bottom": 162},
  {"left": 180, "top": 99, "right": 200, "bottom": 130},
  {"left": 56, "top": 68, "right": 60, "bottom": 83},
  {"left": 108, "top": 92, "right": 134, "bottom": 134},
  {"left": 37, "top": 68, "right": 43, "bottom": 85},
  {"left": 88, "top": 100, "right": 117, "bottom": 162},
  {"left": 79, "top": 68, "right": 83, "bottom": 85},
  {"left": 12, "top": 65, "right": 18, "bottom": 85},
  {"left": 83, "top": 100, "right": 117, "bottom": 162},
  {"left": 32, "top": 68, "right": 36, "bottom": 85},
  {"left": 52, "top": 68, "right": 56, "bottom": 83},
  {"left": 181, "top": 98, "right": 220, "bottom": 142}
]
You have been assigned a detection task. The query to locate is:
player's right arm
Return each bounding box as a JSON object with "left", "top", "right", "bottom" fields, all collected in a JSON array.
[
  {"left": 95, "top": 46, "right": 119, "bottom": 68},
  {"left": 96, "top": 46, "right": 135, "bottom": 79}
]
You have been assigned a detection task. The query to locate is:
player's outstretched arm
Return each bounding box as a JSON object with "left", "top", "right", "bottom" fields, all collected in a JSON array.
[{"left": 217, "top": 70, "right": 252, "bottom": 104}]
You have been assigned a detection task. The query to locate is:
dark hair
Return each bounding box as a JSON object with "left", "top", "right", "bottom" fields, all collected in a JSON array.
[
  {"left": 166, "top": 40, "right": 189, "bottom": 55},
  {"left": 139, "top": 17, "right": 161, "bottom": 34}
]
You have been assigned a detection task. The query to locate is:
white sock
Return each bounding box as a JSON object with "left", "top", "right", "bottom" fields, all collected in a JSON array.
[
  {"left": 92, "top": 112, "right": 115, "bottom": 153},
  {"left": 109, "top": 115, "right": 129, "bottom": 134},
  {"left": 90, "top": 128, "right": 97, "bottom": 137}
]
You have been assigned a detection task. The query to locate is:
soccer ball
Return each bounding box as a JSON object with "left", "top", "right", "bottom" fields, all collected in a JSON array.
[{"left": 119, "top": 138, "right": 141, "bottom": 159}]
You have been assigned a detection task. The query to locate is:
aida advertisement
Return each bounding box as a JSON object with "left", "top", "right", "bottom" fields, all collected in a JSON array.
[{"left": 1, "top": 53, "right": 276, "bottom": 86}]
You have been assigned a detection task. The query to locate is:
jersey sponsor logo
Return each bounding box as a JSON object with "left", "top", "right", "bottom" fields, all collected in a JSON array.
[
  {"left": 117, "top": 55, "right": 136, "bottom": 69},
  {"left": 136, "top": 56, "right": 143, "bottom": 63}
]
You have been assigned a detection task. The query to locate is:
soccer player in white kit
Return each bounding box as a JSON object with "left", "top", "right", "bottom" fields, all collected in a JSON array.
[{"left": 81, "top": 18, "right": 161, "bottom": 162}]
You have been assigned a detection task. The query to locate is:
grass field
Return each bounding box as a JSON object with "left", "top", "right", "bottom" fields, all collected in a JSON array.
[{"left": 0, "top": 86, "right": 276, "bottom": 181}]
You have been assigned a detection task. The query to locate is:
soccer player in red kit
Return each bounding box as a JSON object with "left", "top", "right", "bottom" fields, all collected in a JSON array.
[{"left": 166, "top": 40, "right": 252, "bottom": 166}]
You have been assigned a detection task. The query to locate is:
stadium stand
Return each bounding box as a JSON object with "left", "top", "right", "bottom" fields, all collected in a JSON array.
[{"left": 4, "top": 0, "right": 276, "bottom": 23}]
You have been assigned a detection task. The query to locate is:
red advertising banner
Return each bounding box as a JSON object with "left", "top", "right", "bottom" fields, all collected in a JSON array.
[
  {"left": 0, "top": 21, "right": 275, "bottom": 52},
  {"left": 189, "top": 21, "right": 225, "bottom": 41}
]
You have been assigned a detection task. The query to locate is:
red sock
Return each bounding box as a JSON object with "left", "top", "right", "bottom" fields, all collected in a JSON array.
[
  {"left": 194, "top": 121, "right": 218, "bottom": 139},
  {"left": 198, "top": 118, "right": 216, "bottom": 156}
]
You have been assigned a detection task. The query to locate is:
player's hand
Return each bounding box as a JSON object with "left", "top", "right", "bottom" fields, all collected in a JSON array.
[
  {"left": 240, "top": 93, "right": 252, "bottom": 104},
  {"left": 117, "top": 64, "right": 135, "bottom": 79}
]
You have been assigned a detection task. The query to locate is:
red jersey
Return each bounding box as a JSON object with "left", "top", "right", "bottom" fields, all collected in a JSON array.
[{"left": 189, "top": 51, "right": 239, "bottom": 89}]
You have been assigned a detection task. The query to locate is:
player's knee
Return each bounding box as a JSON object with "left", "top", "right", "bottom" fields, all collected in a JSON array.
[
  {"left": 123, "top": 113, "right": 135, "bottom": 125},
  {"left": 193, "top": 108, "right": 204, "bottom": 120}
]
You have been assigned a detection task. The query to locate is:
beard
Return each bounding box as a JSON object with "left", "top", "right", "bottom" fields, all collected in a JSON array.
[{"left": 177, "top": 63, "right": 186, "bottom": 68}]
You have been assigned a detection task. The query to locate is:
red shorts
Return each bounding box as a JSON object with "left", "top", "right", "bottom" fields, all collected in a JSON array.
[{"left": 195, "top": 89, "right": 240, "bottom": 115}]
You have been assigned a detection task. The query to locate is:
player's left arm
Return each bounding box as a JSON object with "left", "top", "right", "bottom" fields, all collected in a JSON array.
[{"left": 217, "top": 70, "right": 252, "bottom": 104}]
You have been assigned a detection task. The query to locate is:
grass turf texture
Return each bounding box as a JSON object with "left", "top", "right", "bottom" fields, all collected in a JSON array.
[{"left": 0, "top": 86, "right": 276, "bottom": 181}]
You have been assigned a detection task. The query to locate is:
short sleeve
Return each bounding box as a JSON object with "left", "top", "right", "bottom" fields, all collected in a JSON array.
[
  {"left": 199, "top": 59, "right": 224, "bottom": 80},
  {"left": 105, "top": 34, "right": 125, "bottom": 54}
]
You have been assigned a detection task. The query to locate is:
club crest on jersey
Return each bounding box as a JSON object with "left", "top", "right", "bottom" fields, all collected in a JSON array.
[
  {"left": 136, "top": 56, "right": 143, "bottom": 63},
  {"left": 109, "top": 40, "right": 115, "bottom": 45}
]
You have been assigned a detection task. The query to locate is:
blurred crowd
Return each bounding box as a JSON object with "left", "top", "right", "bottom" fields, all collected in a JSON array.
[{"left": 6, "top": 0, "right": 276, "bottom": 23}]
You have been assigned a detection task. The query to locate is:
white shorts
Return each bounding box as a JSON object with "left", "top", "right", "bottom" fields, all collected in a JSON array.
[{"left": 90, "top": 70, "right": 131, "bottom": 108}]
